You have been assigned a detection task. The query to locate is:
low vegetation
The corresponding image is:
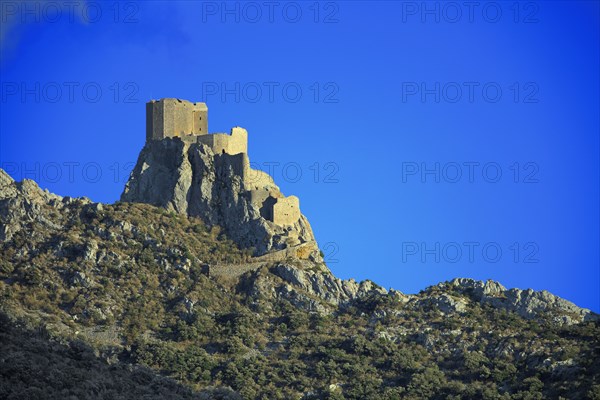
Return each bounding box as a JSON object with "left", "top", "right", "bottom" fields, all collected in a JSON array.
[{"left": 1, "top": 200, "right": 599, "bottom": 399}]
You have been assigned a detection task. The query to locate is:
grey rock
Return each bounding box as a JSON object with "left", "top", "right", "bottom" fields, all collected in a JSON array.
[
  {"left": 271, "top": 263, "right": 387, "bottom": 306},
  {"left": 0, "top": 170, "right": 63, "bottom": 242},
  {"left": 276, "top": 283, "right": 329, "bottom": 313},
  {"left": 447, "top": 278, "right": 598, "bottom": 325},
  {"left": 417, "top": 293, "right": 468, "bottom": 315},
  {"left": 389, "top": 288, "right": 411, "bottom": 303},
  {"left": 69, "top": 271, "right": 92, "bottom": 288},
  {"left": 83, "top": 240, "right": 98, "bottom": 261},
  {"left": 416, "top": 332, "right": 436, "bottom": 350},
  {"left": 374, "top": 331, "right": 393, "bottom": 341},
  {"left": 0, "top": 169, "right": 18, "bottom": 200},
  {"left": 121, "top": 139, "right": 318, "bottom": 257},
  {"left": 183, "top": 297, "right": 195, "bottom": 313}
]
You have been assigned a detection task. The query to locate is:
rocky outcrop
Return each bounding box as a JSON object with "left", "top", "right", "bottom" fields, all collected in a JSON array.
[
  {"left": 254, "top": 265, "right": 598, "bottom": 325},
  {"left": 235, "top": 261, "right": 390, "bottom": 314},
  {"left": 414, "top": 293, "right": 469, "bottom": 315},
  {"left": 441, "top": 278, "right": 598, "bottom": 325},
  {"left": 121, "top": 139, "right": 318, "bottom": 258},
  {"left": 271, "top": 263, "right": 388, "bottom": 306},
  {"left": 0, "top": 169, "right": 82, "bottom": 242}
]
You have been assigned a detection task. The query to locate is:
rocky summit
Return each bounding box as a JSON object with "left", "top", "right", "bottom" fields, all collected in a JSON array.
[
  {"left": 1, "top": 102, "right": 599, "bottom": 399},
  {"left": 121, "top": 138, "right": 318, "bottom": 260},
  {"left": 121, "top": 98, "right": 320, "bottom": 262}
]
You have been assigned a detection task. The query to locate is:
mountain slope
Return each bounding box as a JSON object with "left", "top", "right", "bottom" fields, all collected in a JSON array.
[
  {"left": 1, "top": 169, "right": 599, "bottom": 399},
  {"left": 0, "top": 312, "right": 241, "bottom": 400}
]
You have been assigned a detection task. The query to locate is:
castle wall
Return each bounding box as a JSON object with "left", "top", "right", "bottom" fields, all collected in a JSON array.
[
  {"left": 229, "top": 127, "right": 248, "bottom": 154},
  {"left": 215, "top": 152, "right": 247, "bottom": 178},
  {"left": 249, "top": 189, "right": 279, "bottom": 220},
  {"left": 249, "top": 189, "right": 272, "bottom": 207},
  {"left": 146, "top": 101, "right": 164, "bottom": 141},
  {"left": 146, "top": 99, "right": 207, "bottom": 140},
  {"left": 196, "top": 127, "right": 247, "bottom": 155},
  {"left": 272, "top": 195, "right": 301, "bottom": 225},
  {"left": 180, "top": 135, "right": 199, "bottom": 145},
  {"left": 245, "top": 169, "right": 275, "bottom": 190},
  {"left": 253, "top": 242, "right": 318, "bottom": 262},
  {"left": 245, "top": 166, "right": 299, "bottom": 226}
]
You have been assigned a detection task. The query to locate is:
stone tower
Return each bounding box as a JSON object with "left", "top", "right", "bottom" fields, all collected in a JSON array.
[{"left": 146, "top": 98, "right": 208, "bottom": 141}]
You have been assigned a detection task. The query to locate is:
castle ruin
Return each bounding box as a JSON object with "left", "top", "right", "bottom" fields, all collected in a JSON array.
[
  {"left": 146, "top": 98, "right": 208, "bottom": 140},
  {"left": 146, "top": 98, "right": 302, "bottom": 227}
]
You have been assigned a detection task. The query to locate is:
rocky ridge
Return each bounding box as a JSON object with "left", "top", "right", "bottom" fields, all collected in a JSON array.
[
  {"left": 1, "top": 167, "right": 597, "bottom": 327},
  {"left": 242, "top": 262, "right": 598, "bottom": 326},
  {"left": 1, "top": 168, "right": 600, "bottom": 399}
]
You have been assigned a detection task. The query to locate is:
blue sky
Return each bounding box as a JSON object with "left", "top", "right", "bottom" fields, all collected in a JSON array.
[{"left": 1, "top": 1, "right": 599, "bottom": 311}]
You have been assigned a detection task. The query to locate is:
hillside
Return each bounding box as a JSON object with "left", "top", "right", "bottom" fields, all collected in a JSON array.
[{"left": 1, "top": 168, "right": 599, "bottom": 399}]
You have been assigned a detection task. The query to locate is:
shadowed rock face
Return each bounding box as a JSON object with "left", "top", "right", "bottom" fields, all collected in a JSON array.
[{"left": 121, "top": 139, "right": 319, "bottom": 258}]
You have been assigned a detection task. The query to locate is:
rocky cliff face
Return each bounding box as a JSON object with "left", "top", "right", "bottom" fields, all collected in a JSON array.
[{"left": 121, "top": 139, "right": 318, "bottom": 259}]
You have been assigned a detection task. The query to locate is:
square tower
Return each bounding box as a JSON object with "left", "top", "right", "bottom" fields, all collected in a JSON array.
[{"left": 146, "top": 98, "right": 208, "bottom": 141}]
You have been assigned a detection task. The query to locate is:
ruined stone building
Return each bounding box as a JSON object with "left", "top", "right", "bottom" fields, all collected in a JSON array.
[{"left": 145, "top": 98, "right": 301, "bottom": 227}]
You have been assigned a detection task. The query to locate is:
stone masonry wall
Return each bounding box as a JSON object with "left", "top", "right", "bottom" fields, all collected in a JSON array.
[
  {"left": 273, "top": 196, "right": 301, "bottom": 225},
  {"left": 146, "top": 98, "right": 207, "bottom": 140},
  {"left": 196, "top": 127, "right": 247, "bottom": 155}
]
